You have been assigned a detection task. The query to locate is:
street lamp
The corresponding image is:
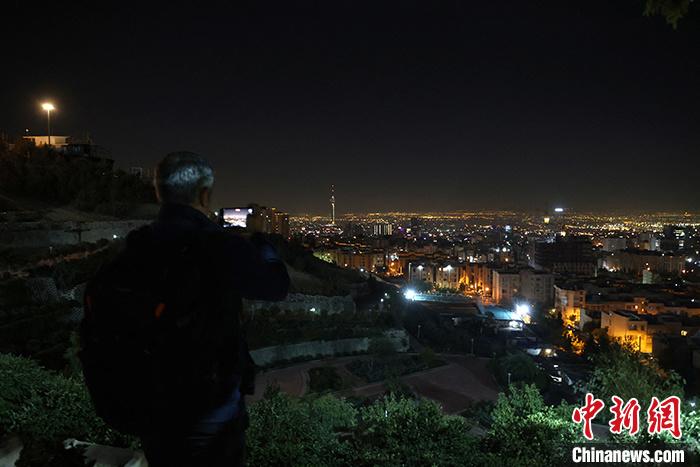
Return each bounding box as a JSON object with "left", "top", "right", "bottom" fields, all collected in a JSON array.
[{"left": 41, "top": 102, "right": 55, "bottom": 146}]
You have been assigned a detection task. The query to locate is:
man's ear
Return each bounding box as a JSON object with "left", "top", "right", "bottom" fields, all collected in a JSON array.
[
  {"left": 154, "top": 182, "right": 163, "bottom": 203},
  {"left": 199, "top": 186, "right": 212, "bottom": 209}
]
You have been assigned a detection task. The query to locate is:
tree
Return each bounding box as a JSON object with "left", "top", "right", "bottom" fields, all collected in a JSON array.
[
  {"left": 246, "top": 388, "right": 355, "bottom": 466},
  {"left": 491, "top": 352, "right": 549, "bottom": 390},
  {"left": 487, "top": 384, "right": 580, "bottom": 466},
  {"left": 352, "top": 395, "right": 483, "bottom": 466},
  {"left": 586, "top": 345, "right": 684, "bottom": 413},
  {"left": 584, "top": 345, "right": 693, "bottom": 449},
  {"left": 0, "top": 353, "right": 134, "bottom": 464},
  {"left": 368, "top": 336, "right": 396, "bottom": 357}
]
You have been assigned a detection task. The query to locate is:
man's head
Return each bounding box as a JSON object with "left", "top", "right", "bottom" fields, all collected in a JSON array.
[{"left": 154, "top": 151, "right": 214, "bottom": 212}]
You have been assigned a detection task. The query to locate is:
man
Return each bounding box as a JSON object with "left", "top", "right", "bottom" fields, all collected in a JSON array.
[{"left": 103, "top": 152, "right": 288, "bottom": 465}]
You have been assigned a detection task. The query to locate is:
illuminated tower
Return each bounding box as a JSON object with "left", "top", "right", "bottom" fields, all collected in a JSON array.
[{"left": 330, "top": 184, "right": 336, "bottom": 225}]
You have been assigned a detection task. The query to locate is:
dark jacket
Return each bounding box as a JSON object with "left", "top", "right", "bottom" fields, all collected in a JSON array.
[
  {"left": 144, "top": 204, "right": 289, "bottom": 414},
  {"left": 151, "top": 203, "right": 290, "bottom": 301}
]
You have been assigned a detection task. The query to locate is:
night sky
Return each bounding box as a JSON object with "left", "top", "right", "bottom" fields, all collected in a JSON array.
[{"left": 2, "top": 1, "right": 699, "bottom": 214}]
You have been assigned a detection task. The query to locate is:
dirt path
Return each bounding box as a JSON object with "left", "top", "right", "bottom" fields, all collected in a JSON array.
[{"left": 249, "top": 354, "right": 500, "bottom": 414}]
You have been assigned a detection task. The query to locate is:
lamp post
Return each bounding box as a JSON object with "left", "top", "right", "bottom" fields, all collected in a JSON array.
[{"left": 41, "top": 102, "right": 55, "bottom": 146}]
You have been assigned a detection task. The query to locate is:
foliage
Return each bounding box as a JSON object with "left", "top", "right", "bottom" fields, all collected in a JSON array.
[
  {"left": 585, "top": 344, "right": 685, "bottom": 415},
  {"left": 584, "top": 344, "right": 694, "bottom": 450},
  {"left": 383, "top": 376, "right": 415, "bottom": 399},
  {"left": 644, "top": 0, "right": 692, "bottom": 28},
  {"left": 346, "top": 355, "right": 445, "bottom": 383},
  {"left": 460, "top": 399, "right": 495, "bottom": 428},
  {"left": 0, "top": 353, "right": 131, "bottom": 449},
  {"left": 368, "top": 336, "right": 396, "bottom": 357},
  {"left": 0, "top": 302, "right": 78, "bottom": 371},
  {"left": 490, "top": 351, "right": 549, "bottom": 390},
  {"left": 248, "top": 389, "right": 485, "bottom": 466},
  {"left": 245, "top": 308, "right": 392, "bottom": 349},
  {"left": 352, "top": 395, "right": 483, "bottom": 466},
  {"left": 5, "top": 352, "right": 694, "bottom": 465},
  {"left": 0, "top": 143, "right": 153, "bottom": 216},
  {"left": 246, "top": 388, "right": 356, "bottom": 466},
  {"left": 681, "top": 406, "right": 700, "bottom": 454},
  {"left": 486, "top": 384, "right": 580, "bottom": 466},
  {"left": 418, "top": 346, "right": 438, "bottom": 368},
  {"left": 308, "top": 366, "right": 344, "bottom": 393}
]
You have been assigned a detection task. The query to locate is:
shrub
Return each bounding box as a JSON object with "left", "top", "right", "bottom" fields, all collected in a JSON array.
[
  {"left": 490, "top": 351, "right": 549, "bottom": 390},
  {"left": 346, "top": 355, "right": 445, "bottom": 383},
  {"left": 0, "top": 353, "right": 130, "bottom": 448},
  {"left": 486, "top": 384, "right": 580, "bottom": 466},
  {"left": 246, "top": 388, "right": 355, "bottom": 466},
  {"left": 352, "top": 395, "right": 483, "bottom": 466},
  {"left": 308, "top": 366, "right": 344, "bottom": 393},
  {"left": 368, "top": 337, "right": 396, "bottom": 357},
  {"left": 418, "top": 346, "right": 438, "bottom": 367}
]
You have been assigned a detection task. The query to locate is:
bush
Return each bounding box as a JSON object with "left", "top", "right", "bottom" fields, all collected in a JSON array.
[
  {"left": 246, "top": 388, "right": 355, "bottom": 466},
  {"left": 0, "top": 353, "right": 133, "bottom": 458},
  {"left": 352, "top": 395, "right": 483, "bottom": 466},
  {"left": 308, "top": 366, "right": 344, "bottom": 393},
  {"left": 419, "top": 346, "right": 438, "bottom": 367},
  {"left": 486, "top": 384, "right": 580, "bottom": 466},
  {"left": 245, "top": 309, "right": 391, "bottom": 349},
  {"left": 0, "top": 144, "right": 154, "bottom": 217},
  {"left": 346, "top": 355, "right": 445, "bottom": 383},
  {"left": 368, "top": 337, "right": 396, "bottom": 357},
  {"left": 490, "top": 351, "right": 549, "bottom": 390},
  {"left": 247, "top": 389, "right": 485, "bottom": 467}
]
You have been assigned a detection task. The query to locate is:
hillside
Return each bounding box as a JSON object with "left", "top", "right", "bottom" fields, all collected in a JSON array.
[{"left": 0, "top": 141, "right": 155, "bottom": 219}]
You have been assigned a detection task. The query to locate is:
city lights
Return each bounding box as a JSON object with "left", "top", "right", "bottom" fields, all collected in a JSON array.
[
  {"left": 3, "top": 3, "right": 700, "bottom": 465},
  {"left": 515, "top": 303, "right": 531, "bottom": 323}
]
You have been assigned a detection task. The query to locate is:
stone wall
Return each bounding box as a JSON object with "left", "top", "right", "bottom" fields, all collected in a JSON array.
[
  {"left": 244, "top": 293, "right": 356, "bottom": 315},
  {"left": 0, "top": 220, "right": 150, "bottom": 247},
  {"left": 250, "top": 329, "right": 409, "bottom": 366}
]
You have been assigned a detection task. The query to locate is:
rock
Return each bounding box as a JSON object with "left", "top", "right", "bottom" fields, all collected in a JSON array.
[
  {"left": 64, "top": 439, "right": 148, "bottom": 467},
  {"left": 0, "top": 435, "right": 22, "bottom": 467},
  {"left": 24, "top": 277, "right": 59, "bottom": 304}
]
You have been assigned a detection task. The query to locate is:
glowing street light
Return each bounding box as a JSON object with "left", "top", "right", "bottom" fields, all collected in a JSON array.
[
  {"left": 41, "top": 102, "right": 55, "bottom": 146},
  {"left": 515, "top": 303, "right": 532, "bottom": 323},
  {"left": 515, "top": 303, "right": 530, "bottom": 316},
  {"left": 444, "top": 264, "right": 453, "bottom": 288}
]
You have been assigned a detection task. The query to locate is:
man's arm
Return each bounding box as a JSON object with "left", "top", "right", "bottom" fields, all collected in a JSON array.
[{"left": 226, "top": 233, "right": 290, "bottom": 300}]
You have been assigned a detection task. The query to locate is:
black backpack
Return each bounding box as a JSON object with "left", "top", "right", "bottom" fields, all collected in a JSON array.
[{"left": 79, "top": 226, "right": 239, "bottom": 436}]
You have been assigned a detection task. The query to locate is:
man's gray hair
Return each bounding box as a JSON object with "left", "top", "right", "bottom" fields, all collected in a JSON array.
[{"left": 154, "top": 151, "right": 214, "bottom": 205}]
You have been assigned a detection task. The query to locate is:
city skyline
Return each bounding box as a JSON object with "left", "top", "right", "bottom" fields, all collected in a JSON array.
[{"left": 2, "top": 1, "right": 699, "bottom": 213}]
